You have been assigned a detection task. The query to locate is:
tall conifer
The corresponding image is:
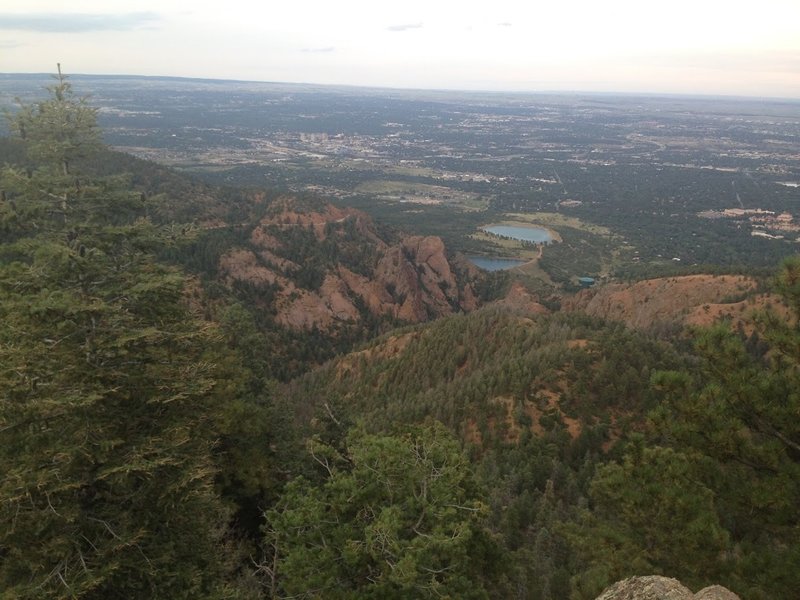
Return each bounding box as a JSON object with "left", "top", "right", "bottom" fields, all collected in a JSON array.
[{"left": 0, "top": 68, "right": 231, "bottom": 598}]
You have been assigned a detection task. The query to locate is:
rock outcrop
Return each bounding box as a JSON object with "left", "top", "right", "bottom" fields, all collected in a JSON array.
[
  {"left": 490, "top": 281, "right": 549, "bottom": 316},
  {"left": 218, "top": 198, "right": 481, "bottom": 331},
  {"left": 563, "top": 275, "right": 757, "bottom": 330},
  {"left": 595, "top": 576, "right": 740, "bottom": 600},
  {"left": 693, "top": 586, "right": 741, "bottom": 600}
]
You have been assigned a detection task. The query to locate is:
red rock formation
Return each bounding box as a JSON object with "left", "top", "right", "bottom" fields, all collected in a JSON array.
[
  {"left": 277, "top": 275, "right": 360, "bottom": 330},
  {"left": 219, "top": 249, "right": 279, "bottom": 287},
  {"left": 217, "top": 200, "right": 481, "bottom": 331},
  {"left": 491, "top": 281, "right": 549, "bottom": 316},
  {"left": 563, "top": 275, "right": 757, "bottom": 330}
]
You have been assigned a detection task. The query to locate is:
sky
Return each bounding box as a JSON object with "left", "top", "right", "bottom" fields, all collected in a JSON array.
[{"left": 1, "top": 0, "right": 799, "bottom": 98}]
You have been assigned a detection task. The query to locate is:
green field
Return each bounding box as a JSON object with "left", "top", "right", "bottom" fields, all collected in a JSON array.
[{"left": 354, "top": 179, "right": 488, "bottom": 210}]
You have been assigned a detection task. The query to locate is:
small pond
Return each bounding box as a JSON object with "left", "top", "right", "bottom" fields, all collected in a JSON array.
[
  {"left": 467, "top": 256, "right": 527, "bottom": 271},
  {"left": 482, "top": 224, "right": 553, "bottom": 244}
]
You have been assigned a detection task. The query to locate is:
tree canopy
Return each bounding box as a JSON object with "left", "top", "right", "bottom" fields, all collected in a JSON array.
[
  {"left": 2, "top": 67, "right": 799, "bottom": 600},
  {"left": 0, "top": 68, "right": 237, "bottom": 599},
  {"left": 265, "top": 423, "right": 502, "bottom": 599}
]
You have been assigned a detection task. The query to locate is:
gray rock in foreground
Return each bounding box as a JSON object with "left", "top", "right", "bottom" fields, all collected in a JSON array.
[
  {"left": 596, "top": 576, "right": 740, "bottom": 600},
  {"left": 694, "top": 585, "right": 741, "bottom": 600}
]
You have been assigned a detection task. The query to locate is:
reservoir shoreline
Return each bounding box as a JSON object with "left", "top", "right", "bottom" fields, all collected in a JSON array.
[
  {"left": 481, "top": 221, "right": 561, "bottom": 244},
  {"left": 469, "top": 221, "right": 560, "bottom": 270}
]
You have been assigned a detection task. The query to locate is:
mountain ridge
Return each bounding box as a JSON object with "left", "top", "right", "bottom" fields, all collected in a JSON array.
[{"left": 218, "top": 197, "right": 482, "bottom": 332}]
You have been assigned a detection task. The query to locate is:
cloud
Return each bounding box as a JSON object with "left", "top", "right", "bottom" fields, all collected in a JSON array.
[
  {"left": 301, "top": 47, "right": 336, "bottom": 53},
  {"left": 0, "top": 40, "right": 23, "bottom": 48},
  {"left": 386, "top": 22, "right": 423, "bottom": 32},
  {"left": 0, "top": 12, "right": 160, "bottom": 33}
]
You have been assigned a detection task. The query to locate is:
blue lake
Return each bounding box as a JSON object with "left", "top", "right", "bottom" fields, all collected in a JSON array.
[
  {"left": 468, "top": 256, "right": 527, "bottom": 271},
  {"left": 482, "top": 224, "right": 553, "bottom": 244}
]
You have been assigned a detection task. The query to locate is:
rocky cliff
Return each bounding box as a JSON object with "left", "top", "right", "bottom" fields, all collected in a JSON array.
[{"left": 218, "top": 198, "right": 481, "bottom": 331}]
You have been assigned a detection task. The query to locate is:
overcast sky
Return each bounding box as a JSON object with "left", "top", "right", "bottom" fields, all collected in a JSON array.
[{"left": 1, "top": 0, "right": 799, "bottom": 97}]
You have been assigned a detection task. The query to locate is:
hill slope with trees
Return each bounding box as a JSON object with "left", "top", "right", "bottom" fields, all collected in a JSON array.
[
  {"left": 1, "top": 71, "right": 798, "bottom": 599},
  {"left": 0, "top": 67, "right": 272, "bottom": 598}
]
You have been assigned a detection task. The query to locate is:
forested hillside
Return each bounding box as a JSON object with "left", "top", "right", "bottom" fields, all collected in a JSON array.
[
  {"left": 1, "top": 72, "right": 798, "bottom": 599},
  {"left": 272, "top": 274, "right": 800, "bottom": 599},
  {"left": 0, "top": 69, "right": 276, "bottom": 597}
]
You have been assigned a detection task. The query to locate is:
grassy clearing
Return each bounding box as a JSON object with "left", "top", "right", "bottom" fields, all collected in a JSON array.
[{"left": 354, "top": 180, "right": 488, "bottom": 210}]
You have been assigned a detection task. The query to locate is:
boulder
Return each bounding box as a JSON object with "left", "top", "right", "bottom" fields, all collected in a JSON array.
[
  {"left": 595, "top": 577, "right": 741, "bottom": 600},
  {"left": 595, "top": 576, "right": 694, "bottom": 600},
  {"left": 694, "top": 585, "right": 741, "bottom": 600}
]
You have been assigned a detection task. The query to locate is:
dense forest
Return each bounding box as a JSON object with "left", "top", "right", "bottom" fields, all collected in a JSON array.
[{"left": 1, "top": 73, "right": 798, "bottom": 599}]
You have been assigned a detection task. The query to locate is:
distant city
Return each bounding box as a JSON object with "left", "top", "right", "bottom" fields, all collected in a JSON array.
[{"left": 2, "top": 73, "right": 799, "bottom": 274}]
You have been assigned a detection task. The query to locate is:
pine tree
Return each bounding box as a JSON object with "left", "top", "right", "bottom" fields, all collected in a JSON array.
[
  {"left": 264, "top": 423, "right": 502, "bottom": 599},
  {"left": 570, "top": 257, "right": 800, "bottom": 598},
  {"left": 0, "top": 67, "right": 233, "bottom": 598},
  {"left": 648, "top": 257, "right": 800, "bottom": 596}
]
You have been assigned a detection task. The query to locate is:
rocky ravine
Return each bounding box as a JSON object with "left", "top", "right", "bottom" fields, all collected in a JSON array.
[{"left": 219, "top": 199, "right": 480, "bottom": 331}]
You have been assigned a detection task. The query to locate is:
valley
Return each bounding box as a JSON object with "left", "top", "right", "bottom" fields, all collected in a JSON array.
[
  {"left": 1, "top": 72, "right": 799, "bottom": 599},
  {"left": 3, "top": 73, "right": 799, "bottom": 287}
]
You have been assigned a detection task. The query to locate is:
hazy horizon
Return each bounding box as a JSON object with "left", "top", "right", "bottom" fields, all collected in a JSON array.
[
  {"left": 4, "top": 70, "right": 800, "bottom": 103},
  {"left": 1, "top": 1, "right": 799, "bottom": 99}
]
